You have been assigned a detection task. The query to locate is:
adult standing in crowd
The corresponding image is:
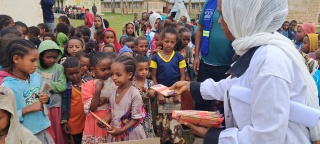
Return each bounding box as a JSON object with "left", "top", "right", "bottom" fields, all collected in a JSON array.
[
  {"left": 41, "top": 0, "right": 55, "bottom": 33},
  {"left": 92, "top": 4, "right": 97, "bottom": 16},
  {"left": 193, "top": 0, "right": 233, "bottom": 113},
  {"left": 171, "top": 0, "right": 320, "bottom": 143}
]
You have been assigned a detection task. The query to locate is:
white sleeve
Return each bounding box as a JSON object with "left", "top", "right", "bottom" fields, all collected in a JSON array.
[
  {"left": 200, "top": 78, "right": 228, "bottom": 101},
  {"left": 219, "top": 75, "right": 291, "bottom": 144}
]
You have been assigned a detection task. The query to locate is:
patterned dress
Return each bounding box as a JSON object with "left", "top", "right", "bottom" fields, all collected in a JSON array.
[{"left": 132, "top": 79, "right": 156, "bottom": 138}]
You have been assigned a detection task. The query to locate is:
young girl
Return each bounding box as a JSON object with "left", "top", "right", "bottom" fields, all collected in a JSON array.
[
  {"left": 150, "top": 26, "right": 186, "bottom": 143},
  {"left": 90, "top": 15, "right": 106, "bottom": 39},
  {"left": 125, "top": 22, "right": 136, "bottom": 37},
  {"left": 61, "top": 57, "right": 86, "bottom": 144},
  {"left": 132, "top": 55, "right": 156, "bottom": 138},
  {"left": 150, "top": 28, "right": 163, "bottom": 59},
  {"left": 43, "top": 33, "right": 57, "bottom": 43},
  {"left": 177, "top": 28, "right": 194, "bottom": 81},
  {"left": 84, "top": 12, "right": 94, "bottom": 28},
  {"left": 1, "top": 39, "right": 54, "bottom": 144},
  {"left": 98, "top": 56, "right": 146, "bottom": 142},
  {"left": 37, "top": 40, "right": 68, "bottom": 144},
  {"left": 119, "top": 35, "right": 128, "bottom": 48},
  {"left": 102, "top": 28, "right": 121, "bottom": 52},
  {"left": 94, "top": 29, "right": 105, "bottom": 50},
  {"left": 147, "top": 13, "right": 162, "bottom": 56},
  {"left": 81, "top": 52, "right": 115, "bottom": 143},
  {"left": 60, "top": 37, "right": 85, "bottom": 64},
  {"left": 302, "top": 34, "right": 319, "bottom": 59},
  {"left": 102, "top": 44, "right": 116, "bottom": 53},
  {"left": 296, "top": 23, "right": 316, "bottom": 49},
  {"left": 75, "top": 51, "right": 93, "bottom": 82},
  {"left": 0, "top": 86, "right": 41, "bottom": 144}
]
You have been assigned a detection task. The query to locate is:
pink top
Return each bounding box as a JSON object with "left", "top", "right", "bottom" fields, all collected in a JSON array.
[{"left": 0, "top": 70, "right": 9, "bottom": 85}]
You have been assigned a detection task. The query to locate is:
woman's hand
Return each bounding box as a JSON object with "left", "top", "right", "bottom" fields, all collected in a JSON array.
[
  {"left": 183, "top": 122, "right": 208, "bottom": 138},
  {"left": 39, "top": 92, "right": 50, "bottom": 104},
  {"left": 169, "top": 81, "right": 190, "bottom": 95}
]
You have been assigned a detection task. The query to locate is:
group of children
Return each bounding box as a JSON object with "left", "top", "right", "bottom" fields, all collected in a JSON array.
[{"left": 0, "top": 12, "right": 197, "bottom": 144}]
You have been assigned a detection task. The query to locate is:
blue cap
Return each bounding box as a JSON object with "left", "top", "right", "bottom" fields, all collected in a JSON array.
[{"left": 118, "top": 44, "right": 134, "bottom": 56}]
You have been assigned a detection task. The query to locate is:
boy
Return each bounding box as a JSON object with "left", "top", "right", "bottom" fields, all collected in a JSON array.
[
  {"left": 27, "top": 26, "right": 40, "bottom": 40},
  {"left": 135, "top": 36, "right": 149, "bottom": 59},
  {"left": 124, "top": 36, "right": 136, "bottom": 53},
  {"left": 37, "top": 23, "right": 49, "bottom": 40},
  {"left": 133, "top": 13, "right": 140, "bottom": 36}
]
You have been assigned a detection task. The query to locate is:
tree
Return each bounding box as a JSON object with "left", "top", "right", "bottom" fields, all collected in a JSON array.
[
  {"left": 111, "top": 0, "right": 115, "bottom": 13},
  {"left": 125, "top": 0, "right": 128, "bottom": 15},
  {"left": 131, "top": 0, "right": 133, "bottom": 14},
  {"left": 188, "top": 0, "right": 191, "bottom": 14}
]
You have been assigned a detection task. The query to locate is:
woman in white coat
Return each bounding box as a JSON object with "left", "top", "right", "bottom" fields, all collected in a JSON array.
[{"left": 170, "top": 0, "right": 320, "bottom": 143}]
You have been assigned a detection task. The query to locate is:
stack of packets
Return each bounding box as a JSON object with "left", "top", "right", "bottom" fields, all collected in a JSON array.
[
  {"left": 172, "top": 110, "right": 224, "bottom": 128},
  {"left": 150, "top": 84, "right": 176, "bottom": 96}
]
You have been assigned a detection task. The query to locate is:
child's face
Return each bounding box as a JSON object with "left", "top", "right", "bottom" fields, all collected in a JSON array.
[
  {"left": 14, "top": 49, "right": 39, "bottom": 74},
  {"left": 43, "top": 36, "right": 52, "bottom": 41},
  {"left": 154, "top": 33, "right": 162, "bottom": 47},
  {"left": 137, "top": 40, "right": 148, "bottom": 55},
  {"left": 42, "top": 51, "right": 59, "bottom": 68},
  {"left": 65, "top": 66, "right": 82, "bottom": 84},
  {"left": 94, "top": 31, "right": 101, "bottom": 42},
  {"left": 290, "top": 23, "right": 297, "bottom": 30},
  {"left": 154, "top": 19, "right": 161, "bottom": 30},
  {"left": 126, "top": 24, "right": 134, "bottom": 35},
  {"left": 283, "top": 23, "right": 289, "bottom": 30},
  {"left": 162, "top": 33, "right": 177, "bottom": 52},
  {"left": 296, "top": 26, "right": 306, "bottom": 42},
  {"left": 79, "top": 56, "right": 90, "bottom": 75},
  {"left": 111, "top": 62, "right": 133, "bottom": 86},
  {"left": 125, "top": 41, "right": 135, "bottom": 50},
  {"left": 180, "top": 32, "right": 191, "bottom": 47},
  {"left": 91, "top": 58, "right": 112, "bottom": 80},
  {"left": 16, "top": 26, "right": 27, "bottom": 37},
  {"left": 103, "top": 46, "right": 115, "bottom": 53},
  {"left": 67, "top": 39, "right": 83, "bottom": 56},
  {"left": 135, "top": 62, "right": 149, "bottom": 79},
  {"left": 37, "top": 26, "right": 45, "bottom": 36},
  {"left": 0, "top": 109, "right": 10, "bottom": 133},
  {"left": 302, "top": 36, "right": 310, "bottom": 53},
  {"left": 94, "top": 17, "right": 102, "bottom": 28},
  {"left": 120, "top": 52, "right": 134, "bottom": 58},
  {"left": 104, "top": 31, "right": 115, "bottom": 44}
]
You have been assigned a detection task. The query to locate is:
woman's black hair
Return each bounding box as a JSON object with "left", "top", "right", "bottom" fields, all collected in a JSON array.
[
  {"left": 37, "top": 23, "right": 49, "bottom": 33},
  {"left": 0, "top": 27, "right": 22, "bottom": 37},
  {"left": 64, "top": 37, "right": 84, "bottom": 56},
  {"left": 103, "top": 19, "right": 109, "bottom": 28},
  {"left": 14, "top": 21, "right": 28, "bottom": 34},
  {"left": 0, "top": 33, "right": 20, "bottom": 65},
  {"left": 134, "top": 54, "right": 148, "bottom": 63},
  {"left": 90, "top": 52, "right": 109, "bottom": 67},
  {"left": 114, "top": 56, "right": 136, "bottom": 80},
  {"left": 43, "top": 32, "right": 57, "bottom": 43},
  {"left": 69, "top": 26, "right": 75, "bottom": 38},
  {"left": 59, "top": 16, "right": 71, "bottom": 26},
  {"left": 2, "top": 39, "right": 37, "bottom": 72},
  {"left": 28, "top": 37, "right": 41, "bottom": 48},
  {"left": 28, "top": 26, "right": 40, "bottom": 37},
  {"left": 56, "top": 23, "right": 69, "bottom": 36},
  {"left": 0, "top": 15, "right": 13, "bottom": 31},
  {"left": 76, "top": 26, "right": 91, "bottom": 39},
  {"left": 62, "top": 57, "right": 81, "bottom": 69}
]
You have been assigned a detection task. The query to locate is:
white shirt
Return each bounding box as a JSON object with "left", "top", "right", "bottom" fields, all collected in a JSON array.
[{"left": 200, "top": 45, "right": 311, "bottom": 144}]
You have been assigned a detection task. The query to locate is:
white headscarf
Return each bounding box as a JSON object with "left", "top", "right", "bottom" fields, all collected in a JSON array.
[
  {"left": 149, "top": 13, "right": 162, "bottom": 31},
  {"left": 90, "top": 15, "right": 106, "bottom": 39},
  {"left": 0, "top": 86, "right": 41, "bottom": 144},
  {"left": 222, "top": 0, "right": 320, "bottom": 141}
]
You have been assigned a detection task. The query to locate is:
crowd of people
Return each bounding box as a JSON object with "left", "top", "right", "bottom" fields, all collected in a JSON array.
[{"left": 1, "top": 0, "right": 320, "bottom": 144}]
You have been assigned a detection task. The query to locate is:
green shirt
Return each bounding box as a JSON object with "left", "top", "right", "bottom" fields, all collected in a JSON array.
[{"left": 198, "top": 1, "right": 233, "bottom": 66}]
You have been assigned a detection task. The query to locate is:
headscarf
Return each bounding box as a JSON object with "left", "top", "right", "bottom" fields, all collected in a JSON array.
[
  {"left": 222, "top": 0, "right": 320, "bottom": 141},
  {"left": 0, "top": 86, "right": 41, "bottom": 144},
  {"left": 149, "top": 13, "right": 162, "bottom": 31},
  {"left": 84, "top": 12, "right": 94, "bottom": 28},
  {"left": 118, "top": 44, "right": 134, "bottom": 56},
  {"left": 300, "top": 23, "right": 317, "bottom": 35},
  {"left": 125, "top": 22, "right": 136, "bottom": 37},
  {"left": 102, "top": 27, "right": 121, "bottom": 53},
  {"left": 90, "top": 15, "right": 106, "bottom": 39},
  {"left": 307, "top": 34, "right": 319, "bottom": 53}
]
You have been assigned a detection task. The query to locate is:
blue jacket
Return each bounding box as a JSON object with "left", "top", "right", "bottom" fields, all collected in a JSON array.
[{"left": 61, "top": 81, "right": 72, "bottom": 124}]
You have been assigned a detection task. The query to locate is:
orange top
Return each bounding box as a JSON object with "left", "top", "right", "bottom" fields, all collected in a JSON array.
[
  {"left": 81, "top": 7, "right": 86, "bottom": 13},
  {"left": 68, "top": 86, "right": 86, "bottom": 135}
]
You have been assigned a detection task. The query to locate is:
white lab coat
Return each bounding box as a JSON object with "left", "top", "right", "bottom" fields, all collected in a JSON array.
[{"left": 199, "top": 45, "right": 311, "bottom": 144}]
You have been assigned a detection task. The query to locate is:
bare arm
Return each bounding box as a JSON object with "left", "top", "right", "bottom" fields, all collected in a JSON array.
[
  {"left": 151, "top": 68, "right": 158, "bottom": 84},
  {"left": 89, "top": 89, "right": 102, "bottom": 112},
  {"left": 180, "top": 68, "right": 186, "bottom": 81},
  {"left": 193, "top": 25, "right": 203, "bottom": 75}
]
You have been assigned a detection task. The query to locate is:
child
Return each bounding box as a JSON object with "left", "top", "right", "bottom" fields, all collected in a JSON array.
[
  {"left": 84, "top": 12, "right": 94, "bottom": 28},
  {"left": 102, "top": 44, "right": 116, "bottom": 53},
  {"left": 125, "top": 22, "right": 136, "bottom": 37},
  {"left": 0, "top": 86, "right": 41, "bottom": 144},
  {"left": 278, "top": 21, "right": 289, "bottom": 37},
  {"left": 119, "top": 35, "right": 128, "bottom": 48},
  {"left": 37, "top": 40, "right": 68, "bottom": 144},
  {"left": 124, "top": 36, "right": 136, "bottom": 50},
  {"left": 150, "top": 26, "right": 186, "bottom": 143},
  {"left": 27, "top": 26, "right": 40, "bottom": 40},
  {"left": 147, "top": 13, "right": 162, "bottom": 50},
  {"left": 61, "top": 57, "right": 86, "bottom": 144},
  {"left": 150, "top": 28, "right": 163, "bottom": 58},
  {"left": 177, "top": 28, "right": 194, "bottom": 81},
  {"left": 81, "top": 52, "right": 115, "bottom": 143},
  {"left": 59, "top": 16, "right": 71, "bottom": 26},
  {"left": 288, "top": 20, "right": 297, "bottom": 41},
  {"left": 56, "top": 23, "right": 70, "bottom": 49},
  {"left": 102, "top": 28, "right": 121, "bottom": 52},
  {"left": 296, "top": 23, "right": 316, "bottom": 49},
  {"left": 98, "top": 56, "right": 146, "bottom": 142},
  {"left": 1, "top": 39, "right": 54, "bottom": 143},
  {"left": 94, "top": 29, "right": 104, "bottom": 49},
  {"left": 37, "top": 23, "right": 49, "bottom": 40},
  {"left": 75, "top": 51, "right": 93, "bottom": 82},
  {"left": 118, "top": 46, "right": 134, "bottom": 58},
  {"left": 14, "top": 21, "right": 28, "bottom": 38},
  {"left": 90, "top": 15, "right": 106, "bottom": 39},
  {"left": 132, "top": 55, "right": 156, "bottom": 138},
  {"left": 133, "top": 13, "right": 140, "bottom": 36},
  {"left": 43, "top": 32, "right": 57, "bottom": 43},
  {"left": 302, "top": 34, "right": 319, "bottom": 59},
  {"left": 0, "top": 15, "right": 14, "bottom": 31},
  {"left": 76, "top": 26, "right": 91, "bottom": 43},
  {"left": 135, "top": 36, "right": 149, "bottom": 59},
  {"left": 60, "top": 37, "right": 85, "bottom": 64}
]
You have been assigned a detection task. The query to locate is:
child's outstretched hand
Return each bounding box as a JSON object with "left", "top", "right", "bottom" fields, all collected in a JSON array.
[
  {"left": 95, "top": 79, "right": 104, "bottom": 92},
  {"left": 107, "top": 127, "right": 122, "bottom": 136},
  {"left": 39, "top": 92, "right": 50, "bottom": 104},
  {"left": 158, "top": 94, "right": 166, "bottom": 104}
]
